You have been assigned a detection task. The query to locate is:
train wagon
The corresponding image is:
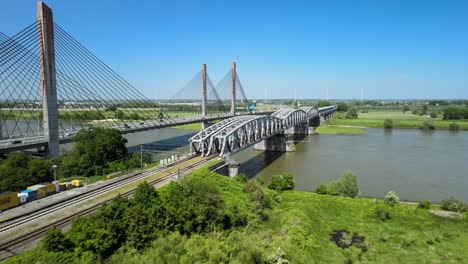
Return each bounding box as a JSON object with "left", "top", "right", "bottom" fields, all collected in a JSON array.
[
  {"left": 0, "top": 192, "right": 20, "bottom": 211},
  {"left": 71, "top": 180, "right": 84, "bottom": 187},
  {"left": 20, "top": 189, "right": 37, "bottom": 202},
  {"left": 40, "top": 183, "right": 56, "bottom": 195},
  {"left": 27, "top": 185, "right": 47, "bottom": 199}
]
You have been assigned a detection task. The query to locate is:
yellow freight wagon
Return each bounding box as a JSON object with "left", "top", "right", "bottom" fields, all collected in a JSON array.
[
  {"left": 0, "top": 192, "right": 19, "bottom": 211},
  {"left": 40, "top": 183, "right": 56, "bottom": 195},
  {"left": 71, "top": 180, "right": 83, "bottom": 187}
]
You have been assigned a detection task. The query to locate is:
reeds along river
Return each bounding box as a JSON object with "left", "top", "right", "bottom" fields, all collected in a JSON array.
[{"left": 228, "top": 128, "right": 468, "bottom": 203}]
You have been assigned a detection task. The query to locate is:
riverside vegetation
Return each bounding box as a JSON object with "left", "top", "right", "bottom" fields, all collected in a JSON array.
[
  {"left": 6, "top": 169, "right": 468, "bottom": 264},
  {"left": 0, "top": 128, "right": 151, "bottom": 194}
]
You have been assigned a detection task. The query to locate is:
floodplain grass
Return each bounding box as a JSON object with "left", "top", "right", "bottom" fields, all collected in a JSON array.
[
  {"left": 316, "top": 125, "right": 365, "bottom": 135},
  {"left": 330, "top": 110, "right": 468, "bottom": 130}
]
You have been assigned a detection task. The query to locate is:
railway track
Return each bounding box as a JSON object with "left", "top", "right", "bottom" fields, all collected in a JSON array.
[{"left": 0, "top": 156, "right": 222, "bottom": 260}]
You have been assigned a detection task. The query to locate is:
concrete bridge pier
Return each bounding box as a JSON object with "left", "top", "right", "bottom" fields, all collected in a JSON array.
[
  {"left": 227, "top": 161, "right": 240, "bottom": 178},
  {"left": 285, "top": 122, "right": 315, "bottom": 135},
  {"left": 254, "top": 134, "right": 296, "bottom": 152}
]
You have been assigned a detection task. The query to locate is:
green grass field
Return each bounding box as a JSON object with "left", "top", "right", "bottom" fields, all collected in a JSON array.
[
  {"left": 316, "top": 125, "right": 365, "bottom": 135},
  {"left": 265, "top": 191, "right": 468, "bottom": 263},
  {"left": 330, "top": 111, "right": 468, "bottom": 130}
]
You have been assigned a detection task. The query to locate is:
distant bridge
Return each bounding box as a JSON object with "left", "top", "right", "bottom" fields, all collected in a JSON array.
[{"left": 189, "top": 106, "right": 336, "bottom": 157}]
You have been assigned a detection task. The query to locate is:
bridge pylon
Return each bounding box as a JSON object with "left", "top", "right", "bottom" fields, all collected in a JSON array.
[
  {"left": 37, "top": 2, "right": 60, "bottom": 157},
  {"left": 230, "top": 62, "right": 236, "bottom": 116},
  {"left": 201, "top": 64, "right": 209, "bottom": 129}
]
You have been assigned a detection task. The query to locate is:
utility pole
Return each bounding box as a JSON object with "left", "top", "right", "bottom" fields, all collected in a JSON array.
[
  {"left": 140, "top": 144, "right": 143, "bottom": 172},
  {"left": 38, "top": 2, "right": 59, "bottom": 157}
]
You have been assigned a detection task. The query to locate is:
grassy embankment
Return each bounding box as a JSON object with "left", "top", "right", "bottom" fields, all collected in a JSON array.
[
  {"left": 7, "top": 168, "right": 467, "bottom": 263},
  {"left": 330, "top": 111, "right": 468, "bottom": 130},
  {"left": 316, "top": 125, "right": 365, "bottom": 135}
]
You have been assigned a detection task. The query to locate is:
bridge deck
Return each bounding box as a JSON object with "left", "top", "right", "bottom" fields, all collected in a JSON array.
[{"left": 0, "top": 111, "right": 274, "bottom": 154}]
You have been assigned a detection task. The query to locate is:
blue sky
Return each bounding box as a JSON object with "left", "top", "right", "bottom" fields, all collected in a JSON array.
[{"left": 2, "top": 0, "right": 468, "bottom": 99}]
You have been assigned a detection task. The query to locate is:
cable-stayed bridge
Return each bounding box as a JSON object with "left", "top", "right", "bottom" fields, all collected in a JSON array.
[
  {"left": 0, "top": 2, "right": 336, "bottom": 157},
  {"left": 0, "top": 2, "right": 277, "bottom": 156}
]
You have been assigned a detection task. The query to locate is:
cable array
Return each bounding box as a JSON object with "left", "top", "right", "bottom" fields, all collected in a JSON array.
[
  {"left": 165, "top": 70, "right": 228, "bottom": 117},
  {"left": 0, "top": 22, "right": 43, "bottom": 140}
]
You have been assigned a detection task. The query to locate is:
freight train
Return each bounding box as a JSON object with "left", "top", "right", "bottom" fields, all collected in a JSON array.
[{"left": 0, "top": 180, "right": 83, "bottom": 212}]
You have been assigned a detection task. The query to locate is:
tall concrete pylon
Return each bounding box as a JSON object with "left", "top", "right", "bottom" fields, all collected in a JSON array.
[
  {"left": 37, "top": 2, "right": 59, "bottom": 156},
  {"left": 201, "top": 64, "right": 208, "bottom": 129},
  {"left": 230, "top": 62, "right": 236, "bottom": 116}
]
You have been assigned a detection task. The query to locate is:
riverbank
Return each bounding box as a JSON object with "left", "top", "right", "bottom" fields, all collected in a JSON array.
[
  {"left": 315, "top": 125, "right": 366, "bottom": 135},
  {"left": 6, "top": 169, "right": 467, "bottom": 263},
  {"left": 329, "top": 111, "right": 468, "bottom": 130}
]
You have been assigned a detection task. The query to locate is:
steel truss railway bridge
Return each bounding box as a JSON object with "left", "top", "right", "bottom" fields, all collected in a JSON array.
[
  {"left": 1, "top": 2, "right": 336, "bottom": 157},
  {"left": 189, "top": 106, "right": 336, "bottom": 158}
]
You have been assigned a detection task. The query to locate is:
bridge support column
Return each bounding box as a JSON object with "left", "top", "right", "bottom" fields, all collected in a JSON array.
[
  {"left": 230, "top": 62, "right": 236, "bottom": 116},
  {"left": 228, "top": 161, "right": 240, "bottom": 178},
  {"left": 38, "top": 2, "right": 59, "bottom": 157},
  {"left": 285, "top": 123, "right": 314, "bottom": 135},
  {"left": 254, "top": 134, "right": 296, "bottom": 152}
]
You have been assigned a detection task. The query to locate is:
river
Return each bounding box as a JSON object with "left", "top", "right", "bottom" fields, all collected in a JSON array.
[{"left": 228, "top": 128, "right": 468, "bottom": 203}]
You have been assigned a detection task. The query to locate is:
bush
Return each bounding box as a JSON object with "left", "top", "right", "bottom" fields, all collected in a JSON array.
[
  {"left": 403, "top": 106, "right": 410, "bottom": 113},
  {"left": 374, "top": 205, "right": 392, "bottom": 221},
  {"left": 317, "top": 171, "right": 359, "bottom": 198},
  {"left": 384, "top": 119, "right": 393, "bottom": 129},
  {"left": 429, "top": 112, "right": 437, "bottom": 118},
  {"left": 337, "top": 102, "right": 349, "bottom": 112},
  {"left": 449, "top": 123, "right": 460, "bottom": 131},
  {"left": 412, "top": 110, "right": 419, "bottom": 115},
  {"left": 384, "top": 191, "right": 399, "bottom": 207},
  {"left": 441, "top": 197, "right": 466, "bottom": 212},
  {"left": 42, "top": 226, "right": 74, "bottom": 252},
  {"left": 233, "top": 174, "right": 248, "bottom": 183},
  {"left": 443, "top": 107, "right": 468, "bottom": 120},
  {"left": 420, "top": 120, "right": 435, "bottom": 131},
  {"left": 315, "top": 184, "right": 328, "bottom": 195},
  {"left": 268, "top": 173, "right": 295, "bottom": 191},
  {"left": 345, "top": 108, "right": 359, "bottom": 119},
  {"left": 417, "top": 200, "right": 431, "bottom": 209}
]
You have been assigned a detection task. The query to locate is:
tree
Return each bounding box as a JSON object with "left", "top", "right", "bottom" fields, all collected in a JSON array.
[
  {"left": 384, "top": 191, "right": 399, "bottom": 207},
  {"left": 402, "top": 106, "right": 410, "bottom": 113},
  {"left": 73, "top": 128, "right": 128, "bottom": 169},
  {"left": 317, "top": 100, "right": 331, "bottom": 107},
  {"left": 449, "top": 123, "right": 460, "bottom": 131},
  {"left": 336, "top": 102, "right": 348, "bottom": 112},
  {"left": 334, "top": 172, "right": 359, "bottom": 198},
  {"left": 42, "top": 226, "right": 74, "bottom": 252},
  {"left": 384, "top": 119, "right": 393, "bottom": 129},
  {"left": 268, "top": 173, "right": 295, "bottom": 191},
  {"left": 106, "top": 105, "right": 118, "bottom": 112},
  {"left": 115, "top": 110, "right": 126, "bottom": 120},
  {"left": 420, "top": 120, "right": 435, "bottom": 131},
  {"left": 429, "top": 112, "right": 437, "bottom": 118},
  {"left": 134, "top": 181, "right": 160, "bottom": 207},
  {"left": 345, "top": 108, "right": 358, "bottom": 119}
]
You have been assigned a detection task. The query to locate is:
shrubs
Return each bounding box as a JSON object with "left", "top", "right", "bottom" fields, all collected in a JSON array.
[
  {"left": 441, "top": 197, "right": 466, "bottom": 212},
  {"left": 345, "top": 108, "right": 359, "bottom": 119},
  {"left": 42, "top": 226, "right": 74, "bottom": 252},
  {"left": 315, "top": 184, "right": 328, "bottom": 195},
  {"left": 420, "top": 120, "right": 435, "bottom": 131},
  {"left": 384, "top": 191, "right": 399, "bottom": 207},
  {"left": 384, "top": 119, "right": 393, "bottom": 129},
  {"left": 374, "top": 205, "right": 392, "bottom": 221},
  {"left": 429, "top": 112, "right": 437, "bottom": 118},
  {"left": 449, "top": 122, "right": 460, "bottom": 131},
  {"left": 315, "top": 171, "right": 359, "bottom": 198},
  {"left": 417, "top": 200, "right": 431, "bottom": 209},
  {"left": 268, "top": 173, "right": 295, "bottom": 191},
  {"left": 402, "top": 106, "right": 410, "bottom": 113},
  {"left": 443, "top": 107, "right": 468, "bottom": 120}
]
